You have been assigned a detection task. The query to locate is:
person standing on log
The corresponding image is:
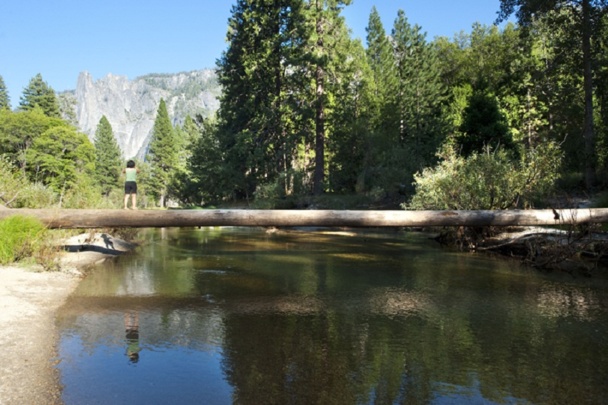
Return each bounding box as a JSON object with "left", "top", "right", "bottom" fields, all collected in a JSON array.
[{"left": 122, "top": 160, "right": 139, "bottom": 209}]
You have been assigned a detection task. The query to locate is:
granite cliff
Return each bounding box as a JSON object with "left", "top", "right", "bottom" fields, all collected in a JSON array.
[{"left": 65, "top": 69, "right": 220, "bottom": 159}]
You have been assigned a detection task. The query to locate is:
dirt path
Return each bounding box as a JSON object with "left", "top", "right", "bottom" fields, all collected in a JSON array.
[{"left": 0, "top": 233, "right": 135, "bottom": 405}]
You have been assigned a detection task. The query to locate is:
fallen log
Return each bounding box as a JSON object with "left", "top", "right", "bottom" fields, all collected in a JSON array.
[{"left": 1, "top": 208, "right": 608, "bottom": 229}]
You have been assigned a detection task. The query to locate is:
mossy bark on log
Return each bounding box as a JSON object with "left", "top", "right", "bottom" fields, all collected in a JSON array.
[{"left": 1, "top": 208, "right": 608, "bottom": 229}]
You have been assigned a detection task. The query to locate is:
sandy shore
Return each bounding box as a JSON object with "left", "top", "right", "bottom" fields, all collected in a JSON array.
[{"left": 0, "top": 233, "right": 136, "bottom": 405}]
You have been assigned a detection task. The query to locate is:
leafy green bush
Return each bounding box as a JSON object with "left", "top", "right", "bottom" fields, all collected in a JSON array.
[
  {"left": 0, "top": 215, "right": 48, "bottom": 264},
  {"left": 62, "top": 176, "right": 105, "bottom": 208},
  {"left": 0, "top": 156, "right": 22, "bottom": 207},
  {"left": 18, "top": 183, "right": 58, "bottom": 208},
  {"left": 0, "top": 157, "right": 58, "bottom": 208},
  {"left": 406, "top": 142, "right": 562, "bottom": 210}
]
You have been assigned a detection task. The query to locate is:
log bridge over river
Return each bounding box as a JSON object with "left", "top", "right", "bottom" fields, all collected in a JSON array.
[{"left": 1, "top": 208, "right": 608, "bottom": 229}]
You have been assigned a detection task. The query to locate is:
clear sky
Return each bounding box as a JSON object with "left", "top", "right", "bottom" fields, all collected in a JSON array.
[{"left": 0, "top": 1, "right": 506, "bottom": 109}]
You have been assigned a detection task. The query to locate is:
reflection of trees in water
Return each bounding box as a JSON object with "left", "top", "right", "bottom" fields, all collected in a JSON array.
[
  {"left": 537, "top": 284, "right": 601, "bottom": 320},
  {"left": 124, "top": 311, "right": 141, "bottom": 363},
  {"left": 220, "top": 311, "right": 437, "bottom": 404},
  {"left": 219, "top": 289, "right": 608, "bottom": 404},
  {"left": 56, "top": 228, "right": 608, "bottom": 404},
  {"left": 57, "top": 286, "right": 608, "bottom": 403}
]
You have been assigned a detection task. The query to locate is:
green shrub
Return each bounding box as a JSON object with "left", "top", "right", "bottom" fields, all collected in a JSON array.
[
  {"left": 18, "top": 183, "right": 58, "bottom": 208},
  {"left": 0, "top": 156, "right": 58, "bottom": 208},
  {"left": 62, "top": 175, "right": 105, "bottom": 208},
  {"left": 0, "top": 156, "right": 22, "bottom": 207},
  {"left": 406, "top": 142, "right": 562, "bottom": 210},
  {"left": 0, "top": 215, "right": 48, "bottom": 264}
]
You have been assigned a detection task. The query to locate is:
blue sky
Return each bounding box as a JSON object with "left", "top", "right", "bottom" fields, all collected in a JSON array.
[{"left": 0, "top": 1, "right": 506, "bottom": 109}]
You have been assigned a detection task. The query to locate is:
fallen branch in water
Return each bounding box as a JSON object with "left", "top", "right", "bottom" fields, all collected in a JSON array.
[{"left": 449, "top": 225, "right": 608, "bottom": 276}]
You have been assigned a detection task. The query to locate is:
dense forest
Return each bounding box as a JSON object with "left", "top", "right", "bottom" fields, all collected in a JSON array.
[{"left": 1, "top": 0, "right": 608, "bottom": 211}]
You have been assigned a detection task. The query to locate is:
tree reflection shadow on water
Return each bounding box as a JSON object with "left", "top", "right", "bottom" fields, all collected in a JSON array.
[
  {"left": 56, "top": 228, "right": 608, "bottom": 405},
  {"left": 124, "top": 310, "right": 141, "bottom": 363}
]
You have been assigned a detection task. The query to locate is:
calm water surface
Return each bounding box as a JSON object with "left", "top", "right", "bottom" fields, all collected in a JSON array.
[{"left": 56, "top": 227, "right": 608, "bottom": 404}]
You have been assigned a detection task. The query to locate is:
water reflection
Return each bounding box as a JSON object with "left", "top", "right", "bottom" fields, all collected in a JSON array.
[
  {"left": 124, "top": 311, "right": 140, "bottom": 363},
  {"left": 56, "top": 228, "right": 608, "bottom": 404}
]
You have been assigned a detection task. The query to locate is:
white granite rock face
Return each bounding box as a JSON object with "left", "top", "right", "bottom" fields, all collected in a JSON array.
[{"left": 74, "top": 70, "right": 220, "bottom": 159}]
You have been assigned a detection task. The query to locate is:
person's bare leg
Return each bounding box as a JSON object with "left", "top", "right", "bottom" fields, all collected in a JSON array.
[
  {"left": 124, "top": 194, "right": 130, "bottom": 209},
  {"left": 132, "top": 194, "right": 137, "bottom": 209}
]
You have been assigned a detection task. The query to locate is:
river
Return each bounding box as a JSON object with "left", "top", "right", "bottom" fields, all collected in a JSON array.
[{"left": 55, "top": 227, "right": 608, "bottom": 404}]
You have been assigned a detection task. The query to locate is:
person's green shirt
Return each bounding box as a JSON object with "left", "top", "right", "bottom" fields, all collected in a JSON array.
[{"left": 125, "top": 168, "right": 137, "bottom": 182}]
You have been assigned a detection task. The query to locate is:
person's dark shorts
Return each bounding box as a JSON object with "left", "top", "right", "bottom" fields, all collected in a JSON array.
[{"left": 125, "top": 181, "right": 137, "bottom": 194}]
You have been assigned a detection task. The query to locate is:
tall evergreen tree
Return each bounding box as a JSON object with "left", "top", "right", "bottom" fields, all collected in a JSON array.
[
  {"left": 147, "top": 98, "right": 177, "bottom": 207},
  {"left": 327, "top": 37, "right": 376, "bottom": 193},
  {"left": 216, "top": 0, "right": 302, "bottom": 199},
  {"left": 457, "top": 90, "right": 513, "bottom": 156},
  {"left": 0, "top": 75, "right": 10, "bottom": 110},
  {"left": 386, "top": 10, "right": 447, "bottom": 186},
  {"left": 184, "top": 117, "right": 224, "bottom": 205},
  {"left": 93, "top": 115, "right": 122, "bottom": 196},
  {"left": 303, "top": 0, "right": 352, "bottom": 195},
  {"left": 168, "top": 115, "right": 198, "bottom": 204},
  {"left": 596, "top": 12, "right": 608, "bottom": 175},
  {"left": 498, "top": 0, "right": 608, "bottom": 189},
  {"left": 19, "top": 74, "right": 61, "bottom": 118},
  {"left": 365, "top": 7, "right": 396, "bottom": 128}
]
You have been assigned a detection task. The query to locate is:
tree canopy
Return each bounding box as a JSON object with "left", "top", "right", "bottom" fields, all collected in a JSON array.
[
  {"left": 147, "top": 98, "right": 178, "bottom": 207},
  {"left": 0, "top": 75, "right": 9, "bottom": 110},
  {"left": 19, "top": 74, "right": 61, "bottom": 118},
  {"left": 94, "top": 116, "right": 123, "bottom": 196}
]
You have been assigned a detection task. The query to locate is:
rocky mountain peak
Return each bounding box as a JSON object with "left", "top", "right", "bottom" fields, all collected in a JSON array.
[{"left": 72, "top": 69, "right": 220, "bottom": 159}]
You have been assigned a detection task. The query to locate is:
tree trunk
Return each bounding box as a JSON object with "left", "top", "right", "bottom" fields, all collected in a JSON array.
[
  {"left": 313, "top": 6, "right": 325, "bottom": 196},
  {"left": 3, "top": 208, "right": 608, "bottom": 229},
  {"left": 582, "top": 0, "right": 596, "bottom": 190},
  {"left": 314, "top": 64, "right": 325, "bottom": 196}
]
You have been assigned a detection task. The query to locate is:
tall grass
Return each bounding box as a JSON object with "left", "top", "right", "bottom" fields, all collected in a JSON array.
[{"left": 0, "top": 215, "right": 57, "bottom": 268}]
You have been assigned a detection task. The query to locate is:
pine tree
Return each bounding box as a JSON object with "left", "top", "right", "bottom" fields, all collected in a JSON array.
[
  {"left": 390, "top": 10, "right": 447, "bottom": 175},
  {"left": 457, "top": 90, "right": 513, "bottom": 156},
  {"left": 19, "top": 74, "right": 61, "bottom": 118},
  {"left": 93, "top": 115, "right": 122, "bottom": 196},
  {"left": 147, "top": 99, "right": 177, "bottom": 207},
  {"left": 168, "top": 115, "right": 197, "bottom": 204},
  {"left": 0, "top": 75, "right": 10, "bottom": 110},
  {"left": 184, "top": 117, "right": 223, "bottom": 205},
  {"left": 365, "top": 6, "right": 396, "bottom": 126},
  {"left": 498, "top": 0, "right": 608, "bottom": 189},
  {"left": 216, "top": 0, "right": 301, "bottom": 199},
  {"left": 327, "top": 37, "right": 376, "bottom": 193},
  {"left": 297, "top": 0, "right": 352, "bottom": 195}
]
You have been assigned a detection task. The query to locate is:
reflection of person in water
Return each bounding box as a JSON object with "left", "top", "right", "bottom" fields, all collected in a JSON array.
[{"left": 124, "top": 311, "right": 141, "bottom": 363}]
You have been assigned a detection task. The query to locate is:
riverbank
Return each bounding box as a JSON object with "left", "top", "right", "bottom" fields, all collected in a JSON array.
[{"left": 0, "top": 233, "right": 136, "bottom": 405}]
